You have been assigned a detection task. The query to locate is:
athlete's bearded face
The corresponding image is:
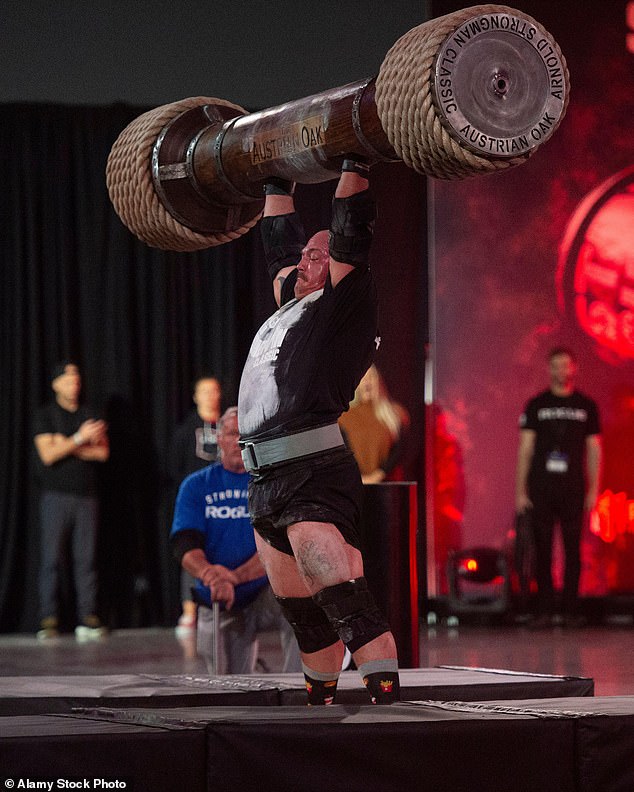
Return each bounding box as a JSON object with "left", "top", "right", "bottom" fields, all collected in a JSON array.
[{"left": 295, "top": 230, "right": 329, "bottom": 299}]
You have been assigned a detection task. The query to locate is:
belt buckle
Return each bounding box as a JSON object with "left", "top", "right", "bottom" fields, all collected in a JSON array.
[{"left": 241, "top": 441, "right": 259, "bottom": 472}]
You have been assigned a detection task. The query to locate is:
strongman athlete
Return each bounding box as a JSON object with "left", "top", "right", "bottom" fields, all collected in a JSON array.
[{"left": 238, "top": 160, "right": 399, "bottom": 704}]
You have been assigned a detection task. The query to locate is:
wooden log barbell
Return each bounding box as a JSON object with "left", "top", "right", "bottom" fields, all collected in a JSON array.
[{"left": 106, "top": 4, "right": 569, "bottom": 251}]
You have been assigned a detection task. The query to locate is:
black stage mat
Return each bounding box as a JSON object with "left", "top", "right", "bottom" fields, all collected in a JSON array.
[
  {"left": 419, "top": 697, "right": 634, "bottom": 792},
  {"left": 4, "top": 696, "right": 631, "bottom": 792},
  {"left": 0, "top": 713, "right": 206, "bottom": 792},
  {"left": 0, "top": 673, "right": 280, "bottom": 715},
  {"left": 72, "top": 702, "right": 578, "bottom": 792},
  {"left": 276, "top": 664, "right": 594, "bottom": 704},
  {"left": 0, "top": 666, "right": 593, "bottom": 715}
]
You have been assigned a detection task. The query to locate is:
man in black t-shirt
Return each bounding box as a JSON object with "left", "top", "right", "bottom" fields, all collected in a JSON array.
[
  {"left": 516, "top": 348, "right": 602, "bottom": 626},
  {"left": 33, "top": 362, "right": 109, "bottom": 639},
  {"left": 237, "top": 162, "right": 399, "bottom": 705},
  {"left": 171, "top": 376, "right": 222, "bottom": 480}
]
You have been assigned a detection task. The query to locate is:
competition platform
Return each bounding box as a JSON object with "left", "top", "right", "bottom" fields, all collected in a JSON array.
[
  {"left": 0, "top": 665, "right": 594, "bottom": 715},
  {"left": 3, "top": 691, "right": 634, "bottom": 792}
]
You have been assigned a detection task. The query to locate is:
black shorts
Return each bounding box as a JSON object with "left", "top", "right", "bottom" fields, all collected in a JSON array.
[{"left": 248, "top": 447, "right": 363, "bottom": 556}]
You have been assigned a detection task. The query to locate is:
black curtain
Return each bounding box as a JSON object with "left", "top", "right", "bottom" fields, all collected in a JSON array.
[{"left": 0, "top": 103, "right": 427, "bottom": 633}]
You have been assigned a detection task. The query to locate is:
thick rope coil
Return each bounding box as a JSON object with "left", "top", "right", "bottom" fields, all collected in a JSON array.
[
  {"left": 106, "top": 96, "right": 261, "bottom": 251},
  {"left": 375, "top": 4, "right": 569, "bottom": 180}
]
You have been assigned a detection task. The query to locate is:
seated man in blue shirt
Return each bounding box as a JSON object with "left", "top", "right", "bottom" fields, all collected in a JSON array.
[{"left": 170, "top": 407, "right": 300, "bottom": 674}]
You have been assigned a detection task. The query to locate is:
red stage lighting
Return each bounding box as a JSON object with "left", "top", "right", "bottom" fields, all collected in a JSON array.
[{"left": 557, "top": 166, "right": 634, "bottom": 362}]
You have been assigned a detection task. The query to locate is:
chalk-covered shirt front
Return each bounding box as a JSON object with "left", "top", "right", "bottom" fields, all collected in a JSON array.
[
  {"left": 170, "top": 463, "right": 267, "bottom": 609},
  {"left": 238, "top": 267, "right": 378, "bottom": 443}
]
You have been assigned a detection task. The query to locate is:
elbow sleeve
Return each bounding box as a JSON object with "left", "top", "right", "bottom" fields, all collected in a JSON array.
[
  {"left": 329, "top": 190, "right": 376, "bottom": 266},
  {"left": 261, "top": 213, "right": 305, "bottom": 279},
  {"left": 170, "top": 530, "right": 205, "bottom": 565}
]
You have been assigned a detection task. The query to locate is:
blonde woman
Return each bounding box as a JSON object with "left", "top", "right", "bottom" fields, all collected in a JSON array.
[{"left": 339, "top": 365, "right": 409, "bottom": 484}]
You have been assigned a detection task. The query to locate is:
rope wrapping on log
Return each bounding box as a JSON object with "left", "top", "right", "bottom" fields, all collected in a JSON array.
[
  {"left": 106, "top": 96, "right": 261, "bottom": 251},
  {"left": 375, "top": 4, "right": 570, "bottom": 180},
  {"left": 105, "top": 5, "right": 570, "bottom": 250}
]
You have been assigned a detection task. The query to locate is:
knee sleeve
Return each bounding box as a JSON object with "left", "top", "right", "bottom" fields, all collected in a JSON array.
[
  {"left": 276, "top": 595, "right": 339, "bottom": 654},
  {"left": 312, "top": 577, "right": 389, "bottom": 654},
  {"left": 329, "top": 190, "right": 376, "bottom": 266}
]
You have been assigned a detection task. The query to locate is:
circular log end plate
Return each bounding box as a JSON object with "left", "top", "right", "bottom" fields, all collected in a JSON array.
[{"left": 432, "top": 9, "right": 569, "bottom": 159}]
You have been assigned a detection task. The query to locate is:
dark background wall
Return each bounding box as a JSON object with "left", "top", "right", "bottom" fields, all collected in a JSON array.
[
  {"left": 2, "top": 0, "right": 632, "bottom": 628},
  {"left": 0, "top": 1, "right": 430, "bottom": 109},
  {"left": 0, "top": 1, "right": 429, "bottom": 631}
]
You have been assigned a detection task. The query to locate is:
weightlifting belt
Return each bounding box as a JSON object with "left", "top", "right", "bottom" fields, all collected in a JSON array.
[{"left": 240, "top": 423, "right": 344, "bottom": 473}]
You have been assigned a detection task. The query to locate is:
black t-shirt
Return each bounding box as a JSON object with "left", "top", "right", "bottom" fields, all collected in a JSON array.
[
  {"left": 238, "top": 263, "right": 378, "bottom": 443},
  {"left": 520, "top": 389, "right": 600, "bottom": 492},
  {"left": 170, "top": 410, "right": 218, "bottom": 482},
  {"left": 33, "top": 402, "right": 101, "bottom": 495}
]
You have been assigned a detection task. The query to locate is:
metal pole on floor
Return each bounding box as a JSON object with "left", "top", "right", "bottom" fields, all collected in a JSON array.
[{"left": 211, "top": 600, "right": 220, "bottom": 675}]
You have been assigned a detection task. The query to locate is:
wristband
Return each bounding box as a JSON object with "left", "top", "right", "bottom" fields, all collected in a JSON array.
[
  {"left": 264, "top": 177, "right": 296, "bottom": 196},
  {"left": 72, "top": 432, "right": 83, "bottom": 446},
  {"left": 342, "top": 158, "right": 370, "bottom": 177}
]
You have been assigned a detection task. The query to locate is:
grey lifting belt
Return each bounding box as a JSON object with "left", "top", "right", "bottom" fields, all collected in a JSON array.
[{"left": 240, "top": 423, "right": 344, "bottom": 473}]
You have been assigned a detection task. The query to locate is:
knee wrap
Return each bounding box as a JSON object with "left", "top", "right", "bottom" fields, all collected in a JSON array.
[
  {"left": 329, "top": 190, "right": 376, "bottom": 266},
  {"left": 312, "top": 577, "right": 389, "bottom": 654},
  {"left": 276, "top": 595, "right": 339, "bottom": 654},
  {"left": 261, "top": 213, "right": 305, "bottom": 279}
]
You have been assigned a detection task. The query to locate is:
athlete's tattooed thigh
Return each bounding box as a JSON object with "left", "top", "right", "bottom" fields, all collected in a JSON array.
[{"left": 296, "top": 539, "right": 337, "bottom": 586}]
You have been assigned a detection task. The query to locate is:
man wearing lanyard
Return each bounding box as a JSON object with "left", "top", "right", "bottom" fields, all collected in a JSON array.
[{"left": 516, "top": 348, "right": 602, "bottom": 627}]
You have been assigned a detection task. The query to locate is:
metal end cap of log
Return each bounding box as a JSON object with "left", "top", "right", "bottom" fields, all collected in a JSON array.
[{"left": 375, "top": 4, "right": 570, "bottom": 180}]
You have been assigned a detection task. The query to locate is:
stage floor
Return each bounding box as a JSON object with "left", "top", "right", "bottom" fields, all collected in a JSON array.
[
  {"left": 1, "top": 623, "right": 633, "bottom": 792},
  {"left": 0, "top": 621, "right": 633, "bottom": 696}
]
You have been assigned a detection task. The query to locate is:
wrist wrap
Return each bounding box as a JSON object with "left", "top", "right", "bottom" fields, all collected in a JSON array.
[
  {"left": 264, "top": 177, "right": 295, "bottom": 196},
  {"left": 342, "top": 158, "right": 370, "bottom": 177}
]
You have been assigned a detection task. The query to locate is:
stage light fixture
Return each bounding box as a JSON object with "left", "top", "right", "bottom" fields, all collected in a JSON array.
[{"left": 447, "top": 546, "right": 509, "bottom": 615}]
